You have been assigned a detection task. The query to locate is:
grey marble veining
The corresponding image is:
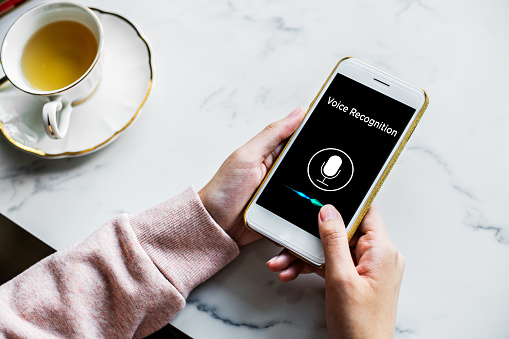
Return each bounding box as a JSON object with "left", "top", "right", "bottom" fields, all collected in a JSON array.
[{"left": 1, "top": 0, "right": 509, "bottom": 338}]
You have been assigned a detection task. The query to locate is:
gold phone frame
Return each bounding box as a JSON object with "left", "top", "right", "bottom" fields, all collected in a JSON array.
[{"left": 243, "top": 57, "right": 429, "bottom": 268}]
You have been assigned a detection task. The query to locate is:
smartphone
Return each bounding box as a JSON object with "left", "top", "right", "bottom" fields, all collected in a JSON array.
[{"left": 244, "top": 57, "right": 429, "bottom": 267}]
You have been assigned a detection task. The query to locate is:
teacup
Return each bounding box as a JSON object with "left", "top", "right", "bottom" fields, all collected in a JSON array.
[{"left": 0, "top": 2, "right": 103, "bottom": 139}]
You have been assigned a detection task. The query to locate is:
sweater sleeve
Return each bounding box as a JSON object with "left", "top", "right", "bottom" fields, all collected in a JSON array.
[{"left": 0, "top": 187, "right": 239, "bottom": 338}]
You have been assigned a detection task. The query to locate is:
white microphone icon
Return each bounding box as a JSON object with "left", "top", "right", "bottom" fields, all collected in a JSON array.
[
  {"left": 317, "top": 155, "right": 342, "bottom": 186},
  {"left": 308, "top": 148, "right": 353, "bottom": 192}
]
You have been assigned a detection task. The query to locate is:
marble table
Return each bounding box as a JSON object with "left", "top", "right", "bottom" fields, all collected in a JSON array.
[{"left": 1, "top": 0, "right": 508, "bottom": 338}]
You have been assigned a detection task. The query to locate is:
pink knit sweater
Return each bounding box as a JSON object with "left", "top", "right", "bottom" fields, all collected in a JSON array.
[{"left": 0, "top": 188, "right": 240, "bottom": 337}]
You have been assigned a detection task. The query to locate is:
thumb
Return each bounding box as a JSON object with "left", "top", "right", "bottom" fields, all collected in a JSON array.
[
  {"left": 242, "top": 107, "right": 305, "bottom": 160},
  {"left": 319, "top": 205, "right": 357, "bottom": 278}
]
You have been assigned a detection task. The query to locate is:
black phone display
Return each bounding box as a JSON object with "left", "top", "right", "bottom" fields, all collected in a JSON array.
[{"left": 256, "top": 73, "right": 415, "bottom": 238}]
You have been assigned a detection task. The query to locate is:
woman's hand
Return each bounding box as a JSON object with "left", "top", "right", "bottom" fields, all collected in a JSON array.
[
  {"left": 267, "top": 205, "right": 405, "bottom": 338},
  {"left": 198, "top": 107, "right": 305, "bottom": 246}
]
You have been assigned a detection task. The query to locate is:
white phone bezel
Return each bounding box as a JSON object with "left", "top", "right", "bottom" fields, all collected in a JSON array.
[{"left": 245, "top": 58, "right": 427, "bottom": 266}]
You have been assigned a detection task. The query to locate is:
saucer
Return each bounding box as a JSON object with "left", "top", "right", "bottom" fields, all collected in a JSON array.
[{"left": 0, "top": 8, "right": 153, "bottom": 158}]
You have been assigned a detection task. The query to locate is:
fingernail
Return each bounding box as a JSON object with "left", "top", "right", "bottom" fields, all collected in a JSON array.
[
  {"left": 320, "top": 204, "right": 339, "bottom": 222},
  {"left": 268, "top": 255, "right": 280, "bottom": 264},
  {"left": 286, "top": 107, "right": 303, "bottom": 119}
]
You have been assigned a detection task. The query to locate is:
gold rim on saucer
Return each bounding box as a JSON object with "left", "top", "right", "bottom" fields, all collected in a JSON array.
[{"left": 0, "top": 7, "right": 153, "bottom": 158}]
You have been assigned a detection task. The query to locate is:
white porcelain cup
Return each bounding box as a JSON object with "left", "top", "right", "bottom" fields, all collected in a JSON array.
[{"left": 0, "top": 2, "right": 103, "bottom": 139}]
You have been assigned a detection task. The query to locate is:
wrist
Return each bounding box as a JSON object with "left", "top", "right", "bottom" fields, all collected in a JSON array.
[{"left": 198, "top": 186, "right": 231, "bottom": 235}]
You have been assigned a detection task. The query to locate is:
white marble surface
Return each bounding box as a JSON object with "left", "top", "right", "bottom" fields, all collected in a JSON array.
[{"left": 1, "top": 0, "right": 509, "bottom": 338}]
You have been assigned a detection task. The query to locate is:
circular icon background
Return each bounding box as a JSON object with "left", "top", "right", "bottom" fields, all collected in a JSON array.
[{"left": 307, "top": 148, "right": 354, "bottom": 192}]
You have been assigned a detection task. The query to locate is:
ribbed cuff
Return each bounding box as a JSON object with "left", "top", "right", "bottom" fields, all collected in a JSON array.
[{"left": 130, "top": 187, "right": 239, "bottom": 298}]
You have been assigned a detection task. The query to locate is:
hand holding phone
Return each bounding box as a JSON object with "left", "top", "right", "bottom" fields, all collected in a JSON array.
[
  {"left": 198, "top": 107, "right": 306, "bottom": 246},
  {"left": 245, "top": 58, "right": 428, "bottom": 267},
  {"left": 267, "top": 203, "right": 405, "bottom": 337},
  {"left": 317, "top": 204, "right": 405, "bottom": 338}
]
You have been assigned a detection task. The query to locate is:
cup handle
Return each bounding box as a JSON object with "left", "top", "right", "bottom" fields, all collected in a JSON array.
[{"left": 42, "top": 98, "right": 72, "bottom": 139}]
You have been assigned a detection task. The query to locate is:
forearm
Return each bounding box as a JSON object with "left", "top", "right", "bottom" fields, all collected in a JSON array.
[{"left": 0, "top": 187, "right": 239, "bottom": 338}]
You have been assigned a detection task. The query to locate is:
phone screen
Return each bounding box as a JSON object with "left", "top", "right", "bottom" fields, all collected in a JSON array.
[{"left": 256, "top": 73, "right": 416, "bottom": 238}]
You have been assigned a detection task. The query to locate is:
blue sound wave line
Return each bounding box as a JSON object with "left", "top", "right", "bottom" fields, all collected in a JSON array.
[{"left": 285, "top": 185, "right": 323, "bottom": 207}]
